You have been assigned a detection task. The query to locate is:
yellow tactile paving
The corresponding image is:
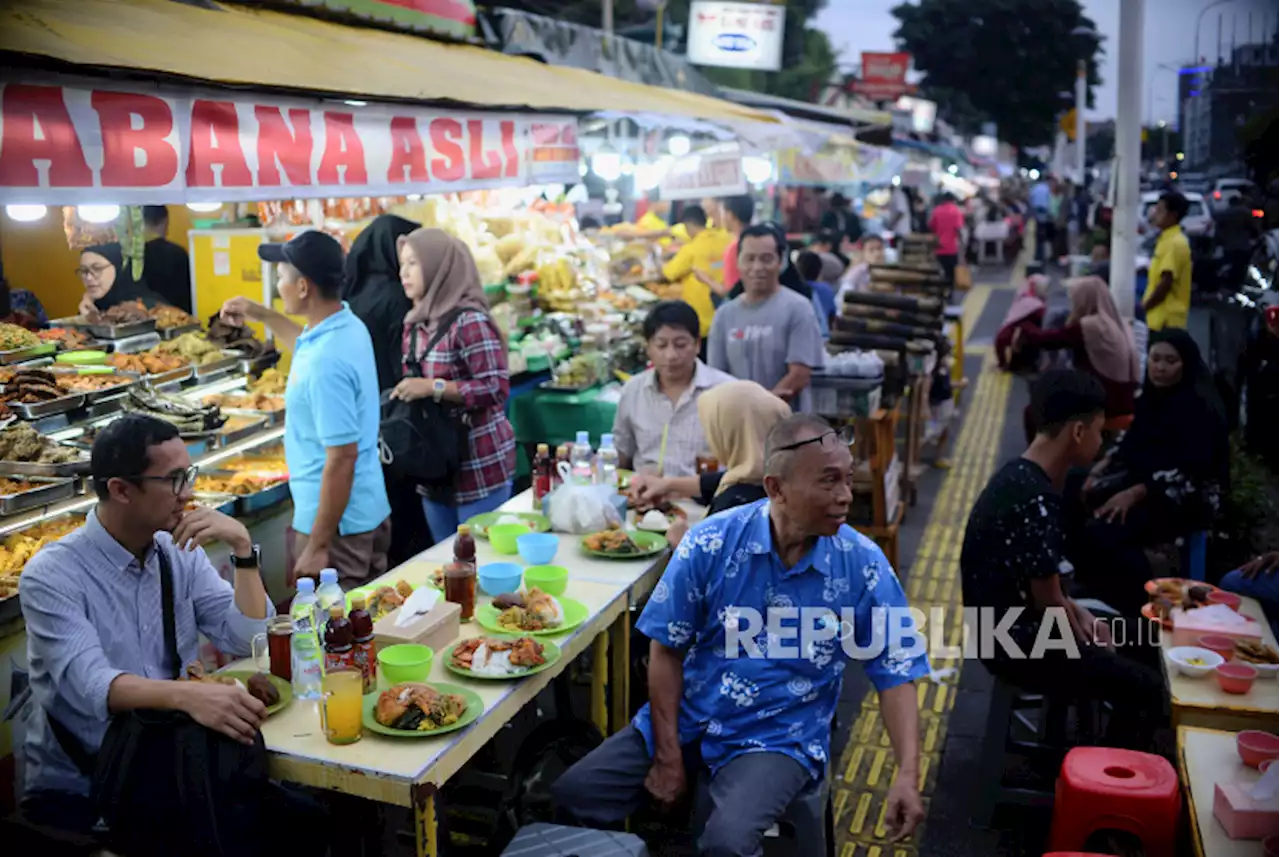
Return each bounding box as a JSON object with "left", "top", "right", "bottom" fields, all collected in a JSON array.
[{"left": 834, "top": 294, "right": 1012, "bottom": 852}]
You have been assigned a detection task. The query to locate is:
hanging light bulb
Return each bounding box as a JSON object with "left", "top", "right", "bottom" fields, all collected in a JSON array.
[
  {"left": 77, "top": 204, "right": 121, "bottom": 224},
  {"left": 667, "top": 135, "right": 691, "bottom": 157},
  {"left": 634, "top": 162, "right": 662, "bottom": 192},
  {"left": 4, "top": 204, "right": 47, "bottom": 222},
  {"left": 742, "top": 156, "right": 773, "bottom": 185},
  {"left": 591, "top": 146, "right": 623, "bottom": 182},
  {"left": 186, "top": 202, "right": 223, "bottom": 213}
]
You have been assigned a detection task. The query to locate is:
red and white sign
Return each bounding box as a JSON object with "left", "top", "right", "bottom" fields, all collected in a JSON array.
[
  {"left": 659, "top": 148, "right": 747, "bottom": 201},
  {"left": 0, "top": 83, "right": 581, "bottom": 204},
  {"left": 851, "top": 51, "right": 911, "bottom": 101},
  {"left": 686, "top": 1, "right": 786, "bottom": 72}
]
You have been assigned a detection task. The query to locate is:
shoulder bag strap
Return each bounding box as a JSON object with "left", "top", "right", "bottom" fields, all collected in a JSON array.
[
  {"left": 156, "top": 545, "right": 180, "bottom": 681},
  {"left": 420, "top": 309, "right": 469, "bottom": 381}
]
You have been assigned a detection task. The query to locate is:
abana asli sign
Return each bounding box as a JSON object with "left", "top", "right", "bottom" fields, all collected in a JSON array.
[{"left": 0, "top": 83, "right": 581, "bottom": 204}]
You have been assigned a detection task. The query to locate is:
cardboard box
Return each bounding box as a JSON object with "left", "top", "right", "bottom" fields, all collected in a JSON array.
[
  {"left": 373, "top": 600, "right": 462, "bottom": 655},
  {"left": 1213, "top": 781, "right": 1279, "bottom": 839}
]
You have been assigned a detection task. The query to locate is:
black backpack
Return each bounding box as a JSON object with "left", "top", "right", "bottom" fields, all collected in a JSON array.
[
  {"left": 45, "top": 550, "right": 270, "bottom": 857},
  {"left": 378, "top": 310, "right": 470, "bottom": 493}
]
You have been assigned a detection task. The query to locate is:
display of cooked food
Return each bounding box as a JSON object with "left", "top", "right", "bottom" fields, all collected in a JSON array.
[
  {"left": 450, "top": 637, "right": 546, "bottom": 676},
  {"left": 194, "top": 472, "right": 282, "bottom": 496},
  {"left": 0, "top": 423, "right": 83, "bottom": 464},
  {"left": 0, "top": 322, "right": 41, "bottom": 351},
  {"left": 108, "top": 349, "right": 189, "bottom": 375},
  {"left": 366, "top": 580, "right": 416, "bottom": 620},
  {"left": 206, "top": 315, "right": 276, "bottom": 359},
  {"left": 37, "top": 327, "right": 93, "bottom": 349},
  {"left": 0, "top": 515, "right": 84, "bottom": 596},
  {"left": 86, "top": 300, "right": 151, "bottom": 324},
  {"left": 124, "top": 387, "right": 225, "bottom": 433},
  {"left": 374, "top": 683, "right": 468, "bottom": 731},
  {"left": 0, "top": 477, "right": 37, "bottom": 495},
  {"left": 1235, "top": 639, "right": 1279, "bottom": 665},
  {"left": 183, "top": 662, "right": 281, "bottom": 707},
  {"left": 0, "top": 369, "right": 72, "bottom": 405},
  {"left": 492, "top": 587, "right": 564, "bottom": 632},
  {"left": 222, "top": 454, "right": 288, "bottom": 474},
  {"left": 1147, "top": 579, "right": 1216, "bottom": 622},
  {"left": 203, "top": 392, "right": 285, "bottom": 412},
  {"left": 218, "top": 415, "right": 265, "bottom": 436},
  {"left": 155, "top": 332, "right": 227, "bottom": 366},
  {"left": 0, "top": 402, "right": 11, "bottom": 422},
  {"left": 583, "top": 524, "right": 642, "bottom": 555},
  {"left": 150, "top": 304, "right": 198, "bottom": 330},
  {"left": 249, "top": 368, "right": 287, "bottom": 396},
  {"left": 54, "top": 373, "right": 131, "bottom": 394}
]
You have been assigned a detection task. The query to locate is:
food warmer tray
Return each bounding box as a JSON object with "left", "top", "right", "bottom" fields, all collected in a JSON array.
[
  {"left": 159, "top": 323, "right": 202, "bottom": 340},
  {"left": 7, "top": 393, "right": 88, "bottom": 420},
  {"left": 238, "top": 480, "right": 290, "bottom": 513},
  {"left": 0, "top": 442, "right": 91, "bottom": 475},
  {"left": 48, "top": 370, "right": 139, "bottom": 405},
  {"left": 54, "top": 317, "right": 158, "bottom": 340},
  {"left": 191, "top": 492, "right": 237, "bottom": 515},
  {"left": 216, "top": 416, "right": 269, "bottom": 447},
  {"left": 221, "top": 406, "right": 285, "bottom": 427},
  {"left": 0, "top": 343, "right": 58, "bottom": 365},
  {"left": 194, "top": 352, "right": 242, "bottom": 379},
  {"left": 0, "top": 476, "right": 78, "bottom": 516},
  {"left": 238, "top": 351, "right": 281, "bottom": 375},
  {"left": 142, "top": 366, "right": 195, "bottom": 387},
  {"left": 111, "top": 333, "right": 163, "bottom": 355}
]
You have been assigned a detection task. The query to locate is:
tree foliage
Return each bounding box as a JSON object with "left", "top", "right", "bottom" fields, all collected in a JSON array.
[{"left": 891, "top": 0, "right": 1104, "bottom": 149}]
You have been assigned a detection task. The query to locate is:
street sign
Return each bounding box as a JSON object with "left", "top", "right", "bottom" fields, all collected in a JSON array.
[{"left": 851, "top": 52, "right": 911, "bottom": 101}]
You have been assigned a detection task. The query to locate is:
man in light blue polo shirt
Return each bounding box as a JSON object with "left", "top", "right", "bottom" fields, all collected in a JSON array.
[{"left": 221, "top": 231, "right": 390, "bottom": 587}]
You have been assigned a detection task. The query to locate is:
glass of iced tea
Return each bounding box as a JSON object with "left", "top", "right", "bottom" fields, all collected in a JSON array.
[
  {"left": 319, "top": 668, "right": 363, "bottom": 745},
  {"left": 444, "top": 561, "right": 477, "bottom": 622},
  {"left": 251, "top": 615, "right": 293, "bottom": 682},
  {"left": 695, "top": 453, "right": 720, "bottom": 475}
]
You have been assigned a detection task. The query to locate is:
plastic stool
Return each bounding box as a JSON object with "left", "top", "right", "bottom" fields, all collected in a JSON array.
[
  {"left": 1046, "top": 747, "right": 1180, "bottom": 857},
  {"left": 500, "top": 823, "right": 648, "bottom": 856}
]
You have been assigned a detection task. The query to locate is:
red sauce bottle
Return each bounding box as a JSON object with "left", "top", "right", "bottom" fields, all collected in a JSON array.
[
  {"left": 323, "top": 605, "right": 354, "bottom": 674},
  {"left": 454, "top": 524, "right": 476, "bottom": 565},
  {"left": 348, "top": 596, "right": 376, "bottom": 693},
  {"left": 533, "top": 443, "right": 552, "bottom": 508}
]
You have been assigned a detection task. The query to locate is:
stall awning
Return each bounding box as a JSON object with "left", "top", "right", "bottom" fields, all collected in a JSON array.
[{"left": 0, "top": 0, "right": 776, "bottom": 126}]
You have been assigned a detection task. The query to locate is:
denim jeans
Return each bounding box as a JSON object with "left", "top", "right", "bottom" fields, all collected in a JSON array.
[
  {"left": 1219, "top": 569, "right": 1279, "bottom": 636},
  {"left": 421, "top": 482, "right": 513, "bottom": 543}
]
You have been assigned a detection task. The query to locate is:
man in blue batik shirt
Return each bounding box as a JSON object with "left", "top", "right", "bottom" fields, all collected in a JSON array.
[{"left": 554, "top": 415, "right": 929, "bottom": 854}]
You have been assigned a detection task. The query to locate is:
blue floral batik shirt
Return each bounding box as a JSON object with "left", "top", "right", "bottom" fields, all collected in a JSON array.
[{"left": 633, "top": 499, "right": 931, "bottom": 779}]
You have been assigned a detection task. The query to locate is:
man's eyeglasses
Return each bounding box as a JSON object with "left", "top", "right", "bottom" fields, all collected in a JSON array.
[
  {"left": 773, "top": 425, "right": 856, "bottom": 454},
  {"left": 128, "top": 465, "right": 199, "bottom": 495}
]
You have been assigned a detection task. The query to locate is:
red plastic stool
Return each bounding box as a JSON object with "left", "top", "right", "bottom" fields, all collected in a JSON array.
[{"left": 1047, "top": 747, "right": 1180, "bottom": 857}]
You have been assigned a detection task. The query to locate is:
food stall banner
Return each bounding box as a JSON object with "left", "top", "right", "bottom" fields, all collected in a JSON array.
[
  {"left": 0, "top": 83, "right": 581, "bottom": 205},
  {"left": 686, "top": 1, "right": 786, "bottom": 72},
  {"left": 775, "top": 143, "right": 907, "bottom": 188},
  {"left": 263, "top": 0, "right": 475, "bottom": 40},
  {"left": 851, "top": 52, "right": 911, "bottom": 101},
  {"left": 658, "top": 146, "right": 747, "bottom": 200}
]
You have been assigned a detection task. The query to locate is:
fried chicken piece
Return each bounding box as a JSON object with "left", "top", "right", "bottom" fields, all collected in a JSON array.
[
  {"left": 451, "top": 639, "right": 482, "bottom": 669},
  {"left": 508, "top": 637, "right": 546, "bottom": 668},
  {"left": 395, "top": 579, "right": 414, "bottom": 598}
]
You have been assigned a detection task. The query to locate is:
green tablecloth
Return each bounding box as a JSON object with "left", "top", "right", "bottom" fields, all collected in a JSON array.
[{"left": 508, "top": 385, "right": 618, "bottom": 452}]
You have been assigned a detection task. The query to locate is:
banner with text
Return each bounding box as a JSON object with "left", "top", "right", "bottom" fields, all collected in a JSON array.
[
  {"left": 659, "top": 147, "right": 747, "bottom": 200},
  {"left": 0, "top": 83, "right": 581, "bottom": 204}
]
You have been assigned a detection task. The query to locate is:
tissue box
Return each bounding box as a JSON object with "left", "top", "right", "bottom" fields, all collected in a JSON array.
[
  {"left": 374, "top": 600, "right": 461, "bottom": 654},
  {"left": 1213, "top": 782, "right": 1279, "bottom": 839},
  {"left": 1170, "top": 607, "right": 1263, "bottom": 647}
]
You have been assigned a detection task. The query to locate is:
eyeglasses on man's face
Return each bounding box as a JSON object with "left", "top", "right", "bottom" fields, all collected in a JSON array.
[{"left": 129, "top": 465, "right": 199, "bottom": 495}]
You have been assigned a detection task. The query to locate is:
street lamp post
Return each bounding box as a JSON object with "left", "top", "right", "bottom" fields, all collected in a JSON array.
[
  {"left": 1110, "top": 0, "right": 1144, "bottom": 319},
  {"left": 1195, "top": 0, "right": 1239, "bottom": 65},
  {"left": 1070, "top": 25, "right": 1097, "bottom": 187}
]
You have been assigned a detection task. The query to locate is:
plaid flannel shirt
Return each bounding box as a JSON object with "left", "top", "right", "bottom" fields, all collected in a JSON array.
[{"left": 403, "top": 310, "right": 515, "bottom": 504}]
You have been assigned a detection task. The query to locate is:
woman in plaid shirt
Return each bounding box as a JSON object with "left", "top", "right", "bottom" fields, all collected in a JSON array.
[{"left": 391, "top": 229, "right": 515, "bottom": 541}]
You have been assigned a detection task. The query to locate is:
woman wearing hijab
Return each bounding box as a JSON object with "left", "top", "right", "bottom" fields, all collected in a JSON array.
[
  {"left": 627, "top": 381, "right": 793, "bottom": 545},
  {"left": 994, "top": 274, "right": 1049, "bottom": 372},
  {"left": 391, "top": 228, "right": 515, "bottom": 540},
  {"left": 1073, "top": 329, "right": 1229, "bottom": 614},
  {"left": 76, "top": 243, "right": 165, "bottom": 315},
  {"left": 343, "top": 214, "right": 417, "bottom": 392},
  {"left": 1015, "top": 276, "right": 1139, "bottom": 439}
]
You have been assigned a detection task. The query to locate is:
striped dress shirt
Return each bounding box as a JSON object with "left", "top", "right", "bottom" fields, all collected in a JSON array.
[
  {"left": 19, "top": 511, "right": 270, "bottom": 797},
  {"left": 612, "top": 360, "right": 734, "bottom": 477}
]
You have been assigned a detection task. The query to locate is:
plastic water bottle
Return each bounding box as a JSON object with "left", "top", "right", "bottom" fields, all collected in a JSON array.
[
  {"left": 289, "top": 578, "right": 323, "bottom": 700},
  {"left": 316, "top": 568, "right": 344, "bottom": 629},
  {"left": 597, "top": 433, "right": 619, "bottom": 488},
  {"left": 570, "top": 430, "right": 594, "bottom": 485}
]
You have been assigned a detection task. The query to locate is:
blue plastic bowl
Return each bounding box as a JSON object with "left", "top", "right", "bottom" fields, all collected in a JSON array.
[
  {"left": 477, "top": 562, "right": 525, "bottom": 597},
  {"left": 517, "top": 532, "right": 560, "bottom": 565}
]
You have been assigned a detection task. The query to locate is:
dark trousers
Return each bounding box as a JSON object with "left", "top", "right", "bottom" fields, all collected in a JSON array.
[
  {"left": 552, "top": 724, "right": 812, "bottom": 857},
  {"left": 937, "top": 253, "right": 958, "bottom": 285}
]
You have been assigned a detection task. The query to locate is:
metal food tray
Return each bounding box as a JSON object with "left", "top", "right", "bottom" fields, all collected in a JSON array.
[
  {"left": 0, "top": 456, "right": 91, "bottom": 477},
  {"left": 142, "top": 365, "right": 195, "bottom": 387},
  {"left": 111, "top": 333, "right": 162, "bottom": 355},
  {"left": 7, "top": 393, "right": 87, "bottom": 420},
  {"left": 193, "top": 352, "right": 241, "bottom": 378},
  {"left": 191, "top": 492, "right": 237, "bottom": 515},
  {"left": 158, "top": 322, "right": 202, "bottom": 340},
  {"left": 0, "top": 476, "right": 77, "bottom": 516},
  {"left": 238, "top": 351, "right": 281, "bottom": 375},
  {"left": 238, "top": 481, "right": 290, "bottom": 514},
  {"left": 48, "top": 371, "right": 138, "bottom": 404},
  {"left": 216, "top": 416, "right": 269, "bottom": 447},
  {"left": 220, "top": 406, "right": 285, "bottom": 427},
  {"left": 58, "top": 317, "right": 159, "bottom": 340},
  {"left": 0, "top": 342, "right": 58, "bottom": 365}
]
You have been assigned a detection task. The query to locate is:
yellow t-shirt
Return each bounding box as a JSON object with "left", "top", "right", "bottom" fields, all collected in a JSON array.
[
  {"left": 1143, "top": 225, "right": 1192, "bottom": 330},
  {"left": 661, "top": 227, "right": 733, "bottom": 335}
]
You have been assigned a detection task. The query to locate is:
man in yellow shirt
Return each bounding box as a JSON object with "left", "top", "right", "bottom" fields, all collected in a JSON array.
[
  {"left": 661, "top": 204, "right": 732, "bottom": 335},
  {"left": 1142, "top": 192, "right": 1192, "bottom": 330}
]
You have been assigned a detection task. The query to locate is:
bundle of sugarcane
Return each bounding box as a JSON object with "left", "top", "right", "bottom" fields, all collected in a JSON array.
[
  {"left": 843, "top": 290, "right": 943, "bottom": 314},
  {"left": 833, "top": 316, "right": 946, "bottom": 344},
  {"left": 840, "top": 303, "right": 944, "bottom": 330}
]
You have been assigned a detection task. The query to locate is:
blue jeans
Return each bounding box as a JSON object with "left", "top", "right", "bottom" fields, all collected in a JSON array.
[
  {"left": 422, "top": 482, "right": 512, "bottom": 543},
  {"left": 1219, "top": 569, "right": 1279, "bottom": 636}
]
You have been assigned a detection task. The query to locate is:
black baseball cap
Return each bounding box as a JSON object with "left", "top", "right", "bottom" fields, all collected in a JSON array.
[{"left": 258, "top": 230, "right": 344, "bottom": 294}]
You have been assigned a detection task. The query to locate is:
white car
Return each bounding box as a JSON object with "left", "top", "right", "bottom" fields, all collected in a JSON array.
[
  {"left": 1210, "top": 178, "right": 1257, "bottom": 212},
  {"left": 1139, "top": 191, "right": 1213, "bottom": 239}
]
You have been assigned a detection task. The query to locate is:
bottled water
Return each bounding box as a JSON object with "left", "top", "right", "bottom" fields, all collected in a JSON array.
[
  {"left": 570, "top": 430, "right": 594, "bottom": 485},
  {"left": 290, "top": 578, "right": 323, "bottom": 700},
  {"left": 596, "top": 433, "right": 619, "bottom": 488},
  {"left": 315, "top": 568, "right": 344, "bottom": 629}
]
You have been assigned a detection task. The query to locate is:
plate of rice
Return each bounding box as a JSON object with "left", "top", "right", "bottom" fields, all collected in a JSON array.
[
  {"left": 445, "top": 635, "right": 562, "bottom": 680},
  {"left": 363, "top": 682, "right": 483, "bottom": 738}
]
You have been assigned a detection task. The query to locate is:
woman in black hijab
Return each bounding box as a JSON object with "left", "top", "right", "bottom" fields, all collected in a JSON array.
[
  {"left": 1073, "top": 329, "right": 1229, "bottom": 614},
  {"left": 342, "top": 214, "right": 418, "bottom": 392},
  {"left": 342, "top": 214, "right": 423, "bottom": 565},
  {"left": 76, "top": 243, "right": 165, "bottom": 315}
]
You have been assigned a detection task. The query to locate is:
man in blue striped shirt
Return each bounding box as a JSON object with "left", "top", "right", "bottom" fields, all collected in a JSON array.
[{"left": 18, "top": 415, "right": 273, "bottom": 831}]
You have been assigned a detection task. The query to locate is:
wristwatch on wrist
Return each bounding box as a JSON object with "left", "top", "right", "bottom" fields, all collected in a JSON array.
[
  {"left": 232, "top": 545, "right": 262, "bottom": 569},
  {"left": 432, "top": 378, "right": 447, "bottom": 402}
]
